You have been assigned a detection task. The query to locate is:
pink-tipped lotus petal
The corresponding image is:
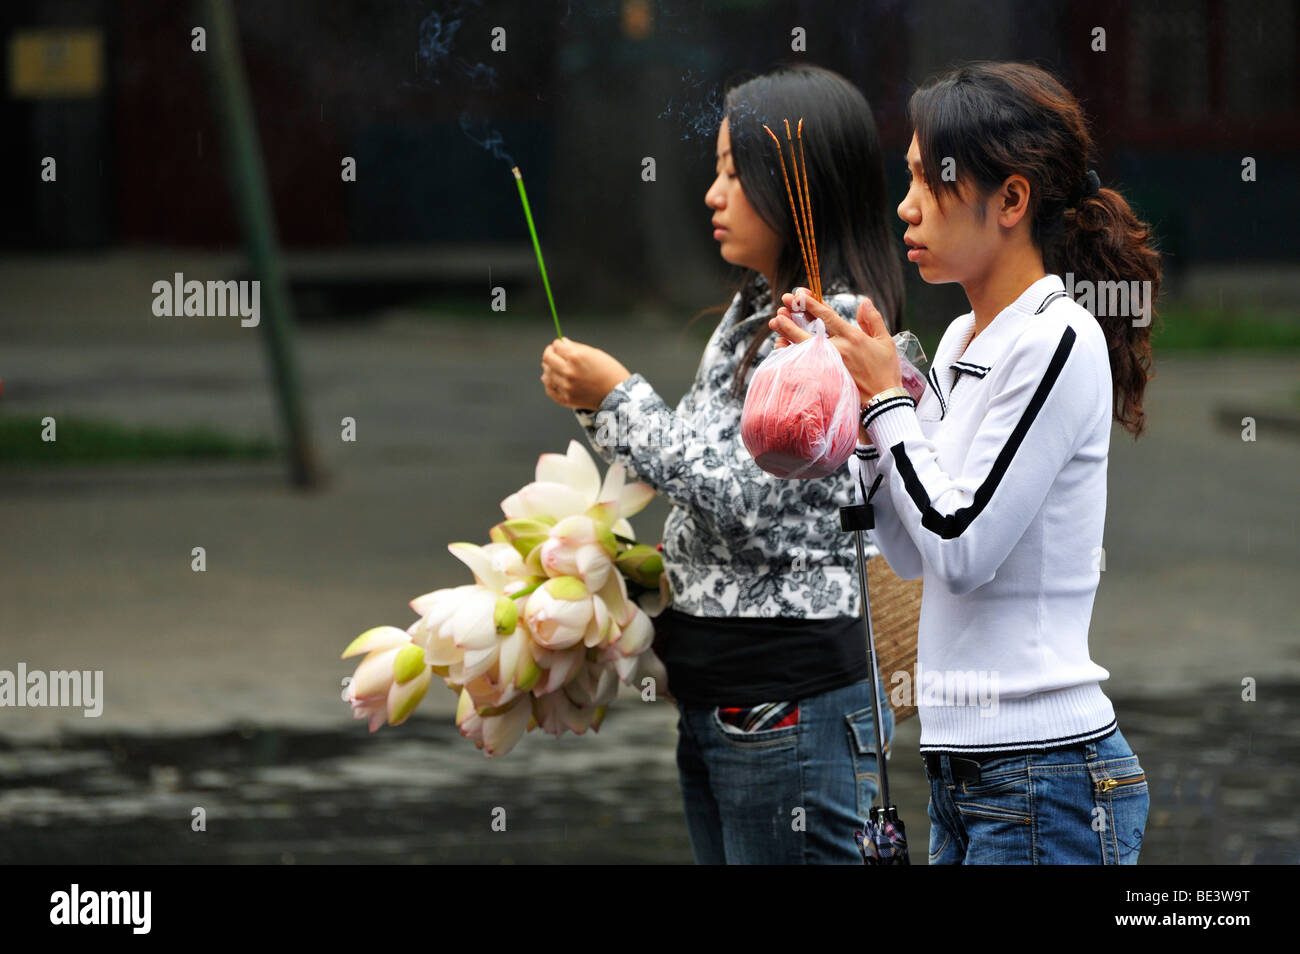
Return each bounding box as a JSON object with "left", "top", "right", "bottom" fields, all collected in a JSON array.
[
  {"left": 495, "top": 627, "right": 527, "bottom": 689},
  {"left": 481, "top": 542, "right": 528, "bottom": 580},
  {"left": 418, "top": 584, "right": 478, "bottom": 634},
  {"left": 459, "top": 643, "right": 499, "bottom": 683},
  {"left": 591, "top": 664, "right": 620, "bottom": 706},
  {"left": 539, "top": 537, "right": 580, "bottom": 578},
  {"left": 341, "top": 626, "right": 410, "bottom": 660},
  {"left": 351, "top": 646, "right": 402, "bottom": 699},
  {"left": 618, "top": 481, "right": 656, "bottom": 518},
  {"left": 500, "top": 481, "right": 589, "bottom": 521},
  {"left": 448, "top": 590, "right": 498, "bottom": 650},
  {"left": 561, "top": 700, "right": 596, "bottom": 735},
  {"left": 533, "top": 644, "right": 584, "bottom": 696},
  {"left": 531, "top": 693, "right": 565, "bottom": 737},
  {"left": 598, "top": 462, "right": 626, "bottom": 508},
  {"left": 448, "top": 542, "right": 506, "bottom": 592},
  {"left": 455, "top": 687, "right": 476, "bottom": 727},
  {"left": 583, "top": 594, "right": 611, "bottom": 648},
  {"left": 597, "top": 572, "right": 636, "bottom": 628},
  {"left": 407, "top": 617, "right": 432, "bottom": 650},
  {"left": 535, "top": 447, "right": 596, "bottom": 501},
  {"left": 482, "top": 698, "right": 532, "bottom": 757},
  {"left": 614, "top": 648, "right": 669, "bottom": 693},
  {"left": 575, "top": 543, "right": 612, "bottom": 592},
  {"left": 387, "top": 666, "right": 432, "bottom": 726},
  {"left": 423, "top": 628, "right": 463, "bottom": 668},
  {"left": 613, "top": 607, "right": 654, "bottom": 656}
]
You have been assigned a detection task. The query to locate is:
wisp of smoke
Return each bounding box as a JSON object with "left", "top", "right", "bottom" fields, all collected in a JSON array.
[
  {"left": 417, "top": 1, "right": 510, "bottom": 165},
  {"left": 458, "top": 113, "right": 514, "bottom": 166}
]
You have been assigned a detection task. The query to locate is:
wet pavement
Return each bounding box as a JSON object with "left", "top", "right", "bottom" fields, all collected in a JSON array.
[{"left": 2, "top": 682, "right": 1296, "bottom": 864}]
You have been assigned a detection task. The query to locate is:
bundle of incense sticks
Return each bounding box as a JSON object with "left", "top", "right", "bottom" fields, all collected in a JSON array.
[{"left": 763, "top": 118, "right": 822, "bottom": 304}]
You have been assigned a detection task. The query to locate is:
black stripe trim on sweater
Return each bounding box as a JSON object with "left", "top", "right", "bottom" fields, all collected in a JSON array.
[
  {"left": 855, "top": 446, "right": 880, "bottom": 459},
  {"left": 1034, "top": 289, "right": 1068, "bottom": 314},
  {"left": 926, "top": 364, "right": 947, "bottom": 419},
  {"left": 860, "top": 395, "right": 916, "bottom": 431},
  {"left": 890, "top": 325, "right": 1077, "bottom": 540},
  {"left": 950, "top": 360, "right": 990, "bottom": 379},
  {"left": 918, "top": 719, "right": 1118, "bottom": 755}
]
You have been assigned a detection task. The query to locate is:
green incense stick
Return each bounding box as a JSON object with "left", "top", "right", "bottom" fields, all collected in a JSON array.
[{"left": 512, "top": 166, "right": 562, "bottom": 339}]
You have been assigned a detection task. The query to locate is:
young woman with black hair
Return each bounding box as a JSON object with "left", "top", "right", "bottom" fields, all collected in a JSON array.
[
  {"left": 773, "top": 60, "right": 1158, "bottom": 865},
  {"left": 541, "top": 64, "right": 905, "bottom": 864}
]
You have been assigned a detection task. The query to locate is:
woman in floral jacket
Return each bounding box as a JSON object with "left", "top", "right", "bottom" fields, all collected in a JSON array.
[{"left": 541, "top": 65, "right": 904, "bottom": 864}]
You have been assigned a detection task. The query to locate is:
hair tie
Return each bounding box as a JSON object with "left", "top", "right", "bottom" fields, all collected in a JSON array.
[{"left": 1083, "top": 168, "right": 1100, "bottom": 198}]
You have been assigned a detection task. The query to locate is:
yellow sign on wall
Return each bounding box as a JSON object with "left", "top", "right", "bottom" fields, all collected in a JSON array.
[{"left": 9, "top": 29, "right": 104, "bottom": 98}]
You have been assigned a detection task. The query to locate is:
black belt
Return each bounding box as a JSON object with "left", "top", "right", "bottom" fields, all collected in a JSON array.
[
  {"left": 923, "top": 753, "right": 991, "bottom": 782},
  {"left": 922, "top": 726, "right": 1120, "bottom": 781}
]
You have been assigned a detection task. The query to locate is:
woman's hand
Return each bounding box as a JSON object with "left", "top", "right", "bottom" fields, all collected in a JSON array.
[
  {"left": 769, "top": 288, "right": 902, "bottom": 404},
  {"left": 541, "top": 337, "right": 632, "bottom": 410}
]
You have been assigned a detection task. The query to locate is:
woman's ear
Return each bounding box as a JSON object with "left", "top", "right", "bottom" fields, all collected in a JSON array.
[{"left": 997, "top": 174, "right": 1032, "bottom": 229}]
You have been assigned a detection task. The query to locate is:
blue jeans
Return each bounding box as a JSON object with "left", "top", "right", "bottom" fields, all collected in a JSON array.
[
  {"left": 674, "top": 677, "right": 895, "bottom": 864},
  {"left": 925, "top": 726, "right": 1149, "bottom": 864}
]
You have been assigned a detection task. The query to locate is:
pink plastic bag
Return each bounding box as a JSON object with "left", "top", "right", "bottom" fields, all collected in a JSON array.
[{"left": 741, "top": 311, "right": 859, "bottom": 479}]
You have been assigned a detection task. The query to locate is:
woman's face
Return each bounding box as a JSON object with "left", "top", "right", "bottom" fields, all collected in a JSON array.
[
  {"left": 705, "top": 118, "right": 781, "bottom": 282},
  {"left": 897, "top": 133, "right": 999, "bottom": 286}
]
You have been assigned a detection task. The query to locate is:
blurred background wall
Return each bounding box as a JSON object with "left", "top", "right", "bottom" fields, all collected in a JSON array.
[{"left": 4, "top": 0, "right": 1297, "bottom": 325}]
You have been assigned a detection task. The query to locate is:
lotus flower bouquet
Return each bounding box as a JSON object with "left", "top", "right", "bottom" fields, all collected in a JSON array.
[{"left": 341, "top": 441, "right": 671, "bottom": 756}]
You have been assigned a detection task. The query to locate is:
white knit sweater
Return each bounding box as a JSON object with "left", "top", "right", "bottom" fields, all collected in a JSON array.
[{"left": 852, "top": 274, "right": 1118, "bottom": 753}]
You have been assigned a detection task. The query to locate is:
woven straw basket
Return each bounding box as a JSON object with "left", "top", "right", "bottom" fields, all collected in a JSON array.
[{"left": 864, "top": 555, "right": 922, "bottom": 724}]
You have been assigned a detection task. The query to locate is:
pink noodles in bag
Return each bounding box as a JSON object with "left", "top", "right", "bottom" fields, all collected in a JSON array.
[{"left": 741, "top": 311, "right": 859, "bottom": 479}]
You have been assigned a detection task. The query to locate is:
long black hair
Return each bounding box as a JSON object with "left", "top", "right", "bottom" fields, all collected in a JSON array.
[
  {"left": 722, "top": 65, "right": 904, "bottom": 399},
  {"left": 909, "top": 61, "right": 1161, "bottom": 438}
]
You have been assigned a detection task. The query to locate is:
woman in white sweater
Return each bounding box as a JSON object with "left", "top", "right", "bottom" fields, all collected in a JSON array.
[{"left": 772, "top": 61, "right": 1159, "bottom": 864}]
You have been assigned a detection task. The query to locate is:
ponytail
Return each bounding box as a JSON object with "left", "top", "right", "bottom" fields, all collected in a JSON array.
[
  {"left": 1055, "top": 187, "right": 1161, "bottom": 439},
  {"left": 909, "top": 61, "right": 1163, "bottom": 439}
]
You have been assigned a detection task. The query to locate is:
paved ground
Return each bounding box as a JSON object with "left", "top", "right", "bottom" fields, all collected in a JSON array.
[{"left": 1, "top": 256, "right": 1297, "bottom": 863}]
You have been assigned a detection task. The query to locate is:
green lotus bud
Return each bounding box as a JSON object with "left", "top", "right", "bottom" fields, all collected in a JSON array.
[
  {"left": 616, "top": 544, "right": 663, "bottom": 587},
  {"left": 596, "top": 524, "right": 619, "bottom": 558},
  {"left": 514, "top": 652, "right": 541, "bottom": 692},
  {"left": 392, "top": 644, "right": 427, "bottom": 685},
  {"left": 492, "top": 518, "right": 554, "bottom": 559},
  {"left": 494, "top": 595, "right": 519, "bottom": 635},
  {"left": 544, "top": 575, "right": 589, "bottom": 601}
]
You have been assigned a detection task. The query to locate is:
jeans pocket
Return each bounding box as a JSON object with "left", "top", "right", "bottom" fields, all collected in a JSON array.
[
  {"left": 1092, "top": 755, "right": 1149, "bottom": 864},
  {"left": 953, "top": 762, "right": 1032, "bottom": 825},
  {"left": 845, "top": 704, "right": 892, "bottom": 821},
  {"left": 708, "top": 706, "right": 798, "bottom": 748}
]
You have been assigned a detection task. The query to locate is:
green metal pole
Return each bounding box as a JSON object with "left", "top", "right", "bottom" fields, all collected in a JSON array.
[{"left": 202, "top": 0, "right": 320, "bottom": 488}]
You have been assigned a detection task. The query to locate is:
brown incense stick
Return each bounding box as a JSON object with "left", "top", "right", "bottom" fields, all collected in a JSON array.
[
  {"left": 796, "top": 119, "right": 821, "bottom": 301},
  {"left": 763, "top": 119, "right": 822, "bottom": 303}
]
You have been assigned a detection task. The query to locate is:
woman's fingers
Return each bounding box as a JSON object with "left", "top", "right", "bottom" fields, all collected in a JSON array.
[
  {"left": 769, "top": 311, "right": 812, "bottom": 344},
  {"left": 857, "top": 297, "right": 888, "bottom": 339},
  {"left": 788, "top": 287, "right": 858, "bottom": 339}
]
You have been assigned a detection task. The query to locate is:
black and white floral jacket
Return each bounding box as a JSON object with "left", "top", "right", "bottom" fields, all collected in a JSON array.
[{"left": 573, "top": 277, "right": 879, "bottom": 619}]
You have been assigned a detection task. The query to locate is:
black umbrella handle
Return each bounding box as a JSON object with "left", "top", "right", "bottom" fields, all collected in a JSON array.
[{"left": 840, "top": 503, "right": 893, "bottom": 810}]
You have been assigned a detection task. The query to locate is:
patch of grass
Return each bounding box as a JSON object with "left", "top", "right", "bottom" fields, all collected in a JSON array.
[
  {"left": 0, "top": 414, "right": 277, "bottom": 465},
  {"left": 1151, "top": 304, "right": 1300, "bottom": 351}
]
